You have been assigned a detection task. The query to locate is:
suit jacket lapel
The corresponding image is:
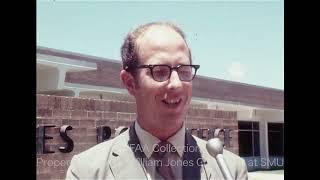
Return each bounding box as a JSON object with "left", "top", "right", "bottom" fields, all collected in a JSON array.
[
  {"left": 184, "top": 133, "right": 225, "bottom": 180},
  {"left": 108, "top": 124, "right": 219, "bottom": 180},
  {"left": 183, "top": 132, "right": 210, "bottom": 180},
  {"left": 200, "top": 154, "right": 222, "bottom": 180},
  {"left": 127, "top": 123, "right": 147, "bottom": 160},
  {"left": 108, "top": 123, "right": 148, "bottom": 179}
]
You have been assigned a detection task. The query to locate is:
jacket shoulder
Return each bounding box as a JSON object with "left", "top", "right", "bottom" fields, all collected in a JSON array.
[
  {"left": 66, "top": 131, "right": 129, "bottom": 179},
  {"left": 77, "top": 132, "right": 127, "bottom": 160}
]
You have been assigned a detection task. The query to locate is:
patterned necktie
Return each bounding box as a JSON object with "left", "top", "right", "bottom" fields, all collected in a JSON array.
[{"left": 152, "top": 141, "right": 176, "bottom": 180}]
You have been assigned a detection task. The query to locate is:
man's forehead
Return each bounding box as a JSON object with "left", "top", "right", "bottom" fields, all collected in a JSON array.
[
  {"left": 138, "top": 25, "right": 183, "bottom": 42},
  {"left": 137, "top": 26, "right": 188, "bottom": 51}
]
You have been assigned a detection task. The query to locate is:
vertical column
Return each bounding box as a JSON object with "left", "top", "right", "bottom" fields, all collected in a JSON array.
[
  {"left": 259, "top": 119, "right": 269, "bottom": 169},
  {"left": 74, "top": 90, "right": 80, "bottom": 97},
  {"left": 57, "top": 67, "right": 66, "bottom": 90}
]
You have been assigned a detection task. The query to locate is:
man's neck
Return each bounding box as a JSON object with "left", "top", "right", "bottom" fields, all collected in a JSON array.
[{"left": 137, "top": 119, "right": 184, "bottom": 141}]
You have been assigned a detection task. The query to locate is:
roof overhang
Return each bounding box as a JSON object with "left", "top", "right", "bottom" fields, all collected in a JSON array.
[{"left": 37, "top": 54, "right": 97, "bottom": 72}]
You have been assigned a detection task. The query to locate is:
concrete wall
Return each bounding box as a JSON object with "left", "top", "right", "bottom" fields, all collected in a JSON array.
[
  {"left": 255, "top": 109, "right": 284, "bottom": 122},
  {"left": 37, "top": 68, "right": 60, "bottom": 91}
]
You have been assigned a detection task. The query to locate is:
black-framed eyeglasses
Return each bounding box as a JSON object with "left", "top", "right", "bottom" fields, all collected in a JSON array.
[{"left": 134, "top": 64, "right": 200, "bottom": 82}]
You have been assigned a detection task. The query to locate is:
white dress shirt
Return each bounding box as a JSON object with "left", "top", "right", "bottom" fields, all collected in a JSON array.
[{"left": 135, "top": 121, "right": 186, "bottom": 180}]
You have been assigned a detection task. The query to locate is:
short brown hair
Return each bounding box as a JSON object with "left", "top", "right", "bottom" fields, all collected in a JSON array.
[{"left": 120, "top": 22, "right": 192, "bottom": 75}]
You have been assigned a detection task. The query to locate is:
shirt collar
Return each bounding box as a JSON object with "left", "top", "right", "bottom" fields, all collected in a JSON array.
[{"left": 135, "top": 121, "right": 185, "bottom": 158}]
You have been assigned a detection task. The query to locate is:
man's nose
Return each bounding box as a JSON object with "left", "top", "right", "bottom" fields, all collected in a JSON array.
[{"left": 168, "top": 71, "right": 182, "bottom": 89}]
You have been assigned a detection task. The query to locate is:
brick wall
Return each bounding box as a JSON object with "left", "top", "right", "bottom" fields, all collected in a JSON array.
[{"left": 36, "top": 94, "right": 238, "bottom": 180}]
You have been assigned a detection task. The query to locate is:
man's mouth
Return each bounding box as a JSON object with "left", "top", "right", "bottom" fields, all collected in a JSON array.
[
  {"left": 161, "top": 93, "right": 182, "bottom": 107},
  {"left": 162, "top": 98, "right": 182, "bottom": 105}
]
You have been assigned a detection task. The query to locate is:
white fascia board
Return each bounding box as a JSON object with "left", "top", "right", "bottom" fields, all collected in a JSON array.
[
  {"left": 37, "top": 54, "right": 97, "bottom": 72},
  {"left": 192, "top": 97, "right": 257, "bottom": 111},
  {"left": 63, "top": 82, "right": 127, "bottom": 94},
  {"left": 191, "top": 96, "right": 282, "bottom": 111}
]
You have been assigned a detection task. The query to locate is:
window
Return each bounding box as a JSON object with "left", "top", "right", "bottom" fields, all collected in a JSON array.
[
  {"left": 268, "top": 123, "right": 284, "bottom": 156},
  {"left": 238, "top": 121, "right": 260, "bottom": 157}
]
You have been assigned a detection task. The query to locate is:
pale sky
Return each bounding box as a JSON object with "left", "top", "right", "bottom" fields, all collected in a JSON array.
[{"left": 37, "top": 0, "right": 283, "bottom": 90}]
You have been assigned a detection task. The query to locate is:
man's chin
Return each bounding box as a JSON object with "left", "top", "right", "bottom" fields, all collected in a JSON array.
[
  {"left": 159, "top": 113, "right": 185, "bottom": 125},
  {"left": 157, "top": 118, "right": 184, "bottom": 130}
]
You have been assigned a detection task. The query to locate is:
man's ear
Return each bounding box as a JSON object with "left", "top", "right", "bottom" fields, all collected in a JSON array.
[{"left": 120, "top": 70, "right": 137, "bottom": 96}]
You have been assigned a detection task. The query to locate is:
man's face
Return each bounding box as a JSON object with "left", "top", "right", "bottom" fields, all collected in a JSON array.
[{"left": 133, "top": 26, "right": 192, "bottom": 130}]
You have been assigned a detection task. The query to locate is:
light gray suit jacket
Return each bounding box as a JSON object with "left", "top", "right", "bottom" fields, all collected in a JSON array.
[{"left": 66, "top": 124, "right": 248, "bottom": 180}]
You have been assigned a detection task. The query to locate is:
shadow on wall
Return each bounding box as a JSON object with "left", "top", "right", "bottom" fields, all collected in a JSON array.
[{"left": 38, "top": 90, "right": 75, "bottom": 97}]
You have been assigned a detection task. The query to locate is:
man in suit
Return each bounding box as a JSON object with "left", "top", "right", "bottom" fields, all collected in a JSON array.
[{"left": 66, "top": 22, "right": 248, "bottom": 180}]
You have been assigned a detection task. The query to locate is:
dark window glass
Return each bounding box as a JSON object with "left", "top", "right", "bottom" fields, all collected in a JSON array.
[
  {"left": 253, "top": 132, "right": 260, "bottom": 156},
  {"left": 239, "top": 131, "right": 253, "bottom": 156},
  {"left": 253, "top": 122, "right": 259, "bottom": 130},
  {"left": 268, "top": 123, "right": 284, "bottom": 156},
  {"left": 238, "top": 121, "right": 260, "bottom": 157},
  {"left": 268, "top": 123, "right": 283, "bottom": 131},
  {"left": 238, "top": 122, "right": 252, "bottom": 130}
]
